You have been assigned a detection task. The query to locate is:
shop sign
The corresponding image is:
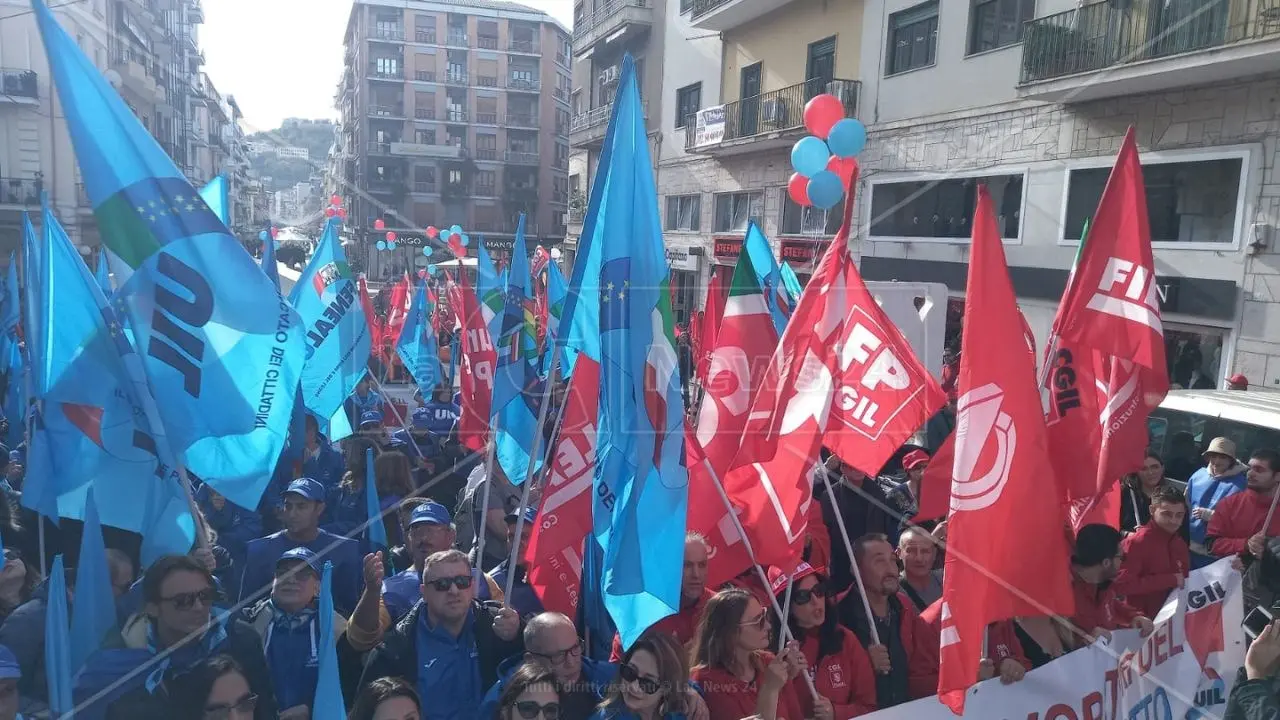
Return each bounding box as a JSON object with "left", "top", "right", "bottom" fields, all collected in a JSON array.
[
  {"left": 714, "top": 236, "right": 743, "bottom": 261},
  {"left": 779, "top": 239, "right": 825, "bottom": 265},
  {"left": 665, "top": 246, "right": 698, "bottom": 271}
]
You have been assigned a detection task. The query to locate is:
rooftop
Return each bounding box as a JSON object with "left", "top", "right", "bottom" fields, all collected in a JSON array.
[{"left": 350, "top": 0, "right": 571, "bottom": 35}]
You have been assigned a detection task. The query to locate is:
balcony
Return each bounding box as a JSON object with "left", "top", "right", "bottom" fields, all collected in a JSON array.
[
  {"left": 445, "top": 70, "right": 469, "bottom": 86},
  {"left": 369, "top": 67, "right": 404, "bottom": 81},
  {"left": 684, "top": 78, "right": 859, "bottom": 155},
  {"left": 506, "top": 77, "right": 541, "bottom": 93},
  {"left": 505, "top": 150, "right": 539, "bottom": 164},
  {"left": 506, "top": 113, "right": 539, "bottom": 128},
  {"left": 0, "top": 69, "right": 38, "bottom": 104},
  {"left": 505, "top": 185, "right": 538, "bottom": 202},
  {"left": 187, "top": 0, "right": 203, "bottom": 23},
  {"left": 476, "top": 112, "right": 499, "bottom": 124},
  {"left": 478, "top": 36, "right": 499, "bottom": 50},
  {"left": 1018, "top": 0, "right": 1280, "bottom": 103},
  {"left": 112, "top": 49, "right": 161, "bottom": 101},
  {"left": 390, "top": 141, "right": 464, "bottom": 159},
  {"left": 414, "top": 108, "right": 436, "bottom": 120},
  {"left": 475, "top": 148, "right": 499, "bottom": 161},
  {"left": 367, "top": 179, "right": 405, "bottom": 194},
  {"left": 0, "top": 178, "right": 41, "bottom": 208},
  {"left": 446, "top": 33, "right": 469, "bottom": 48},
  {"left": 372, "top": 27, "right": 404, "bottom": 42},
  {"left": 412, "top": 181, "right": 438, "bottom": 194},
  {"left": 554, "top": 87, "right": 570, "bottom": 103},
  {"left": 477, "top": 74, "right": 499, "bottom": 88},
  {"left": 446, "top": 110, "right": 468, "bottom": 123},
  {"left": 573, "top": 0, "right": 653, "bottom": 57},
  {"left": 368, "top": 104, "right": 405, "bottom": 118},
  {"left": 570, "top": 101, "right": 647, "bottom": 146},
  {"left": 414, "top": 30, "right": 437, "bottom": 44},
  {"left": 367, "top": 141, "right": 396, "bottom": 154},
  {"left": 689, "top": 0, "right": 788, "bottom": 31},
  {"left": 414, "top": 70, "right": 437, "bottom": 82},
  {"left": 442, "top": 180, "right": 469, "bottom": 199},
  {"left": 474, "top": 184, "right": 498, "bottom": 198},
  {"left": 509, "top": 39, "right": 540, "bottom": 54}
]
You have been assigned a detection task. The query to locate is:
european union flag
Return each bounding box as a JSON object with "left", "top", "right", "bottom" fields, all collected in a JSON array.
[
  {"left": 492, "top": 215, "right": 543, "bottom": 486},
  {"left": 199, "top": 175, "right": 230, "bottom": 226},
  {"left": 289, "top": 218, "right": 371, "bottom": 424},
  {"left": 395, "top": 282, "right": 441, "bottom": 398},
  {"left": 33, "top": 0, "right": 306, "bottom": 512},
  {"left": 21, "top": 213, "right": 43, "bottom": 386},
  {"left": 587, "top": 55, "right": 688, "bottom": 650}
]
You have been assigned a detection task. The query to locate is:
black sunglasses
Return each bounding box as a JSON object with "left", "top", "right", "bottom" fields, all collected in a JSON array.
[
  {"left": 620, "top": 663, "right": 662, "bottom": 695},
  {"left": 204, "top": 693, "right": 258, "bottom": 720},
  {"left": 513, "top": 701, "right": 560, "bottom": 720},
  {"left": 792, "top": 583, "right": 827, "bottom": 606},
  {"left": 162, "top": 588, "right": 216, "bottom": 611},
  {"left": 425, "top": 574, "right": 473, "bottom": 592}
]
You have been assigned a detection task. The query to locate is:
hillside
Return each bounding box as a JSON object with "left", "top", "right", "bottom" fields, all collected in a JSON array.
[{"left": 248, "top": 118, "right": 336, "bottom": 193}]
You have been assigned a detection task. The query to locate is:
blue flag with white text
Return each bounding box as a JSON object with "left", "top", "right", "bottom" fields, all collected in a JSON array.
[
  {"left": 395, "top": 282, "right": 441, "bottom": 398},
  {"left": 33, "top": 0, "right": 307, "bottom": 512}
]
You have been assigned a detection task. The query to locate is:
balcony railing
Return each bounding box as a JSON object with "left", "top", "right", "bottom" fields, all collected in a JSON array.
[
  {"left": 477, "top": 75, "right": 499, "bottom": 88},
  {"left": 0, "top": 69, "right": 37, "bottom": 100},
  {"left": 1020, "top": 0, "right": 1280, "bottom": 84},
  {"left": 683, "top": 77, "right": 859, "bottom": 151},
  {"left": 369, "top": 68, "right": 404, "bottom": 80},
  {"left": 507, "top": 78, "right": 541, "bottom": 92},
  {"left": 478, "top": 36, "right": 499, "bottom": 50},
  {"left": 571, "top": 101, "right": 647, "bottom": 134},
  {"left": 446, "top": 33, "right": 469, "bottom": 48},
  {"left": 689, "top": 0, "right": 729, "bottom": 20},
  {"left": 554, "top": 87, "right": 569, "bottom": 102},
  {"left": 475, "top": 184, "right": 498, "bottom": 197},
  {"left": 415, "top": 108, "right": 435, "bottom": 120},
  {"left": 556, "top": 52, "right": 569, "bottom": 67},
  {"left": 372, "top": 27, "right": 404, "bottom": 41},
  {"left": 476, "top": 149, "right": 498, "bottom": 160},
  {"left": 367, "top": 141, "right": 395, "bottom": 154},
  {"left": 506, "top": 113, "right": 538, "bottom": 128},
  {"left": 446, "top": 110, "right": 468, "bottom": 122},
  {"left": 415, "top": 70, "right": 436, "bottom": 82},
  {"left": 369, "top": 104, "right": 405, "bottom": 117},
  {"left": 413, "top": 181, "right": 438, "bottom": 194},
  {"left": 0, "top": 178, "right": 42, "bottom": 206},
  {"left": 445, "top": 71, "right": 469, "bottom": 86},
  {"left": 505, "top": 150, "right": 539, "bottom": 164},
  {"left": 415, "top": 30, "right": 437, "bottom": 44},
  {"left": 568, "top": 207, "right": 585, "bottom": 224},
  {"left": 476, "top": 112, "right": 498, "bottom": 124},
  {"left": 509, "top": 39, "right": 539, "bottom": 53}
]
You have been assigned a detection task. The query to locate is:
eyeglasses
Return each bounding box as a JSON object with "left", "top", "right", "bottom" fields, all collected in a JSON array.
[
  {"left": 513, "top": 701, "right": 560, "bottom": 720},
  {"left": 792, "top": 583, "right": 827, "bottom": 606},
  {"left": 619, "top": 663, "right": 662, "bottom": 695},
  {"left": 162, "top": 588, "right": 216, "bottom": 611},
  {"left": 531, "top": 640, "right": 583, "bottom": 665},
  {"left": 203, "top": 693, "right": 258, "bottom": 720},
  {"left": 425, "top": 574, "right": 473, "bottom": 592},
  {"left": 740, "top": 611, "right": 769, "bottom": 630}
]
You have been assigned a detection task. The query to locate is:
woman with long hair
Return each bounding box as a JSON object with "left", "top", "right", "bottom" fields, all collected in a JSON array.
[
  {"left": 0, "top": 548, "right": 38, "bottom": 625},
  {"left": 495, "top": 661, "right": 563, "bottom": 720},
  {"left": 689, "top": 588, "right": 805, "bottom": 720},
  {"left": 592, "top": 631, "right": 707, "bottom": 720},
  {"left": 166, "top": 654, "right": 259, "bottom": 720},
  {"left": 348, "top": 676, "right": 422, "bottom": 720},
  {"left": 1120, "top": 450, "right": 1189, "bottom": 538},
  {"left": 770, "top": 564, "right": 876, "bottom": 718}
]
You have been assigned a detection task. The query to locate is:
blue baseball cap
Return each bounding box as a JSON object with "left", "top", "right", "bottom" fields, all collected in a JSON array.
[
  {"left": 0, "top": 644, "right": 19, "bottom": 679},
  {"left": 411, "top": 407, "right": 431, "bottom": 429},
  {"left": 276, "top": 547, "right": 321, "bottom": 574},
  {"left": 282, "top": 477, "right": 326, "bottom": 502},
  {"left": 505, "top": 506, "right": 537, "bottom": 525},
  {"left": 409, "top": 501, "right": 452, "bottom": 527},
  {"left": 360, "top": 410, "right": 383, "bottom": 426}
]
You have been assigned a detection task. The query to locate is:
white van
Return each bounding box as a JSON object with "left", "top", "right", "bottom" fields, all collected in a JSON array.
[{"left": 1149, "top": 389, "right": 1280, "bottom": 484}]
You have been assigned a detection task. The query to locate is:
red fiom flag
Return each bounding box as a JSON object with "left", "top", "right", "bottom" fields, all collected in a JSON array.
[
  {"left": 938, "top": 186, "right": 1074, "bottom": 713},
  {"left": 449, "top": 271, "right": 497, "bottom": 451},
  {"left": 526, "top": 358, "right": 599, "bottom": 616}
]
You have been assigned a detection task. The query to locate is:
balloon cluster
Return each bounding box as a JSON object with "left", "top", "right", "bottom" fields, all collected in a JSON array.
[
  {"left": 371, "top": 218, "right": 473, "bottom": 256},
  {"left": 323, "top": 194, "right": 349, "bottom": 221},
  {"left": 257, "top": 226, "right": 279, "bottom": 244},
  {"left": 788, "top": 95, "right": 866, "bottom": 210}
]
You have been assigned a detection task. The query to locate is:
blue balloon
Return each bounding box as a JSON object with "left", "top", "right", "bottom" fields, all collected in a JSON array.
[
  {"left": 440, "top": 229, "right": 453, "bottom": 241},
  {"left": 387, "top": 241, "right": 397, "bottom": 250},
  {"left": 428, "top": 265, "right": 439, "bottom": 275},
  {"left": 376, "top": 240, "right": 387, "bottom": 250},
  {"left": 807, "top": 171, "right": 844, "bottom": 210},
  {"left": 450, "top": 224, "right": 462, "bottom": 235},
  {"left": 791, "top": 136, "right": 830, "bottom": 178},
  {"left": 258, "top": 230, "right": 269, "bottom": 242},
  {"left": 424, "top": 246, "right": 433, "bottom": 256},
  {"left": 827, "top": 118, "right": 867, "bottom": 158},
  {"left": 460, "top": 234, "right": 470, "bottom": 247}
]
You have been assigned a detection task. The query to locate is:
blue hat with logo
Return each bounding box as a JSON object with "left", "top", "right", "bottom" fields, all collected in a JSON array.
[
  {"left": 282, "top": 477, "right": 326, "bottom": 502},
  {"left": 411, "top": 406, "right": 431, "bottom": 429},
  {"left": 0, "top": 644, "right": 19, "bottom": 679},
  {"left": 360, "top": 410, "right": 383, "bottom": 426},
  {"left": 505, "top": 506, "right": 537, "bottom": 525},
  {"left": 409, "top": 501, "right": 452, "bottom": 527},
  {"left": 276, "top": 546, "right": 321, "bottom": 575}
]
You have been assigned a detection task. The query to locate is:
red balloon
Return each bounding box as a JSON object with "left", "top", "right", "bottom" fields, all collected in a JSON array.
[
  {"left": 426, "top": 226, "right": 439, "bottom": 239},
  {"left": 803, "top": 94, "right": 845, "bottom": 139},
  {"left": 330, "top": 194, "right": 341, "bottom": 206},
  {"left": 826, "top": 156, "right": 859, "bottom": 188},
  {"left": 336, "top": 208, "right": 347, "bottom": 219},
  {"left": 787, "top": 172, "right": 811, "bottom": 207},
  {"left": 386, "top": 231, "right": 396, "bottom": 241},
  {"left": 270, "top": 227, "right": 278, "bottom": 239},
  {"left": 325, "top": 207, "right": 336, "bottom": 217},
  {"left": 374, "top": 218, "right": 386, "bottom": 230}
]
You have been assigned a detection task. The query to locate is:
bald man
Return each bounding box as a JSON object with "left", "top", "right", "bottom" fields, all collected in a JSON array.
[{"left": 480, "top": 612, "right": 617, "bottom": 720}]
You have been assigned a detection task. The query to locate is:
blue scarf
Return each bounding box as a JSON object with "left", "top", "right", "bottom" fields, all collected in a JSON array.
[{"left": 143, "top": 613, "right": 230, "bottom": 693}]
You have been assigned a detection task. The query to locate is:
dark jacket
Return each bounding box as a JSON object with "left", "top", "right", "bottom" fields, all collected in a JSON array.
[
  {"left": 0, "top": 581, "right": 53, "bottom": 703},
  {"left": 817, "top": 473, "right": 900, "bottom": 593},
  {"left": 196, "top": 483, "right": 262, "bottom": 565},
  {"left": 73, "top": 613, "right": 277, "bottom": 720},
  {"left": 360, "top": 599, "right": 523, "bottom": 697},
  {"left": 489, "top": 561, "right": 544, "bottom": 622},
  {"left": 1225, "top": 667, "right": 1280, "bottom": 720}
]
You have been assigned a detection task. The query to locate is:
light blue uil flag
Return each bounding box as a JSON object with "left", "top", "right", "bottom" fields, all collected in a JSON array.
[
  {"left": 199, "top": 175, "right": 230, "bottom": 226},
  {"left": 395, "top": 282, "right": 441, "bottom": 398},
  {"left": 289, "top": 218, "right": 372, "bottom": 422},
  {"left": 32, "top": 0, "right": 307, "bottom": 512}
]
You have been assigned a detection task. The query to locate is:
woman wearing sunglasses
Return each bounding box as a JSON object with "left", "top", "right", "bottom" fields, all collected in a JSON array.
[
  {"left": 592, "top": 631, "right": 707, "bottom": 720},
  {"left": 496, "top": 662, "right": 562, "bottom": 720},
  {"left": 769, "top": 564, "right": 876, "bottom": 719},
  {"left": 690, "top": 589, "right": 805, "bottom": 720},
  {"left": 348, "top": 676, "right": 422, "bottom": 720}
]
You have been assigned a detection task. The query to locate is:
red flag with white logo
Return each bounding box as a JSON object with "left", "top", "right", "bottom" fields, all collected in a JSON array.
[
  {"left": 525, "top": 357, "right": 599, "bottom": 616},
  {"left": 723, "top": 175, "right": 943, "bottom": 571},
  {"left": 938, "top": 186, "right": 1075, "bottom": 713},
  {"left": 449, "top": 271, "right": 497, "bottom": 452},
  {"left": 687, "top": 427, "right": 753, "bottom": 587}
]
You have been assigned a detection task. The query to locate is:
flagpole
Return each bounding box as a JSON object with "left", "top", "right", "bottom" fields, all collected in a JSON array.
[
  {"left": 368, "top": 374, "right": 430, "bottom": 466},
  {"left": 503, "top": 350, "right": 561, "bottom": 602},
  {"left": 816, "top": 466, "right": 883, "bottom": 647},
  {"left": 776, "top": 578, "right": 794, "bottom": 654},
  {"left": 698, "top": 454, "right": 819, "bottom": 699},
  {"left": 25, "top": 364, "right": 45, "bottom": 577},
  {"left": 473, "top": 425, "right": 501, "bottom": 571}
]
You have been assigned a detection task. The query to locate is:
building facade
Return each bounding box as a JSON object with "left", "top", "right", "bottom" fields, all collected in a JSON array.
[{"left": 336, "top": 0, "right": 573, "bottom": 280}]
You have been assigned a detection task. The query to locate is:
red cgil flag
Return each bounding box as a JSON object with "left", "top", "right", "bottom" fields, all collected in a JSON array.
[
  {"left": 722, "top": 177, "right": 943, "bottom": 571},
  {"left": 357, "top": 275, "right": 381, "bottom": 364},
  {"left": 1043, "top": 128, "right": 1170, "bottom": 530},
  {"left": 696, "top": 274, "right": 724, "bottom": 383},
  {"left": 938, "top": 186, "right": 1074, "bottom": 714},
  {"left": 449, "top": 270, "right": 497, "bottom": 452}
]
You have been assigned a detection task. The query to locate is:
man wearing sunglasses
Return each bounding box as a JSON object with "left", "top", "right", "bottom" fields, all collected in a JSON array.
[
  {"left": 480, "top": 612, "right": 617, "bottom": 720},
  {"left": 362, "top": 549, "right": 524, "bottom": 720},
  {"left": 382, "top": 501, "right": 504, "bottom": 622},
  {"left": 491, "top": 507, "right": 546, "bottom": 622}
]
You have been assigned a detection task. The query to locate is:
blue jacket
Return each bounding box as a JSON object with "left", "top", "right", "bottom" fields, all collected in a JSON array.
[
  {"left": 302, "top": 440, "right": 346, "bottom": 492},
  {"left": 323, "top": 482, "right": 402, "bottom": 551},
  {"left": 489, "top": 562, "right": 544, "bottom": 622},
  {"left": 480, "top": 655, "right": 617, "bottom": 720},
  {"left": 242, "top": 599, "right": 347, "bottom": 713},
  {"left": 238, "top": 530, "right": 364, "bottom": 615},
  {"left": 1188, "top": 462, "right": 1248, "bottom": 548},
  {"left": 196, "top": 484, "right": 261, "bottom": 564}
]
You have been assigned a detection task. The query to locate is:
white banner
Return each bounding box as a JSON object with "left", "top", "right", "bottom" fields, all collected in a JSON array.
[
  {"left": 862, "top": 559, "right": 1244, "bottom": 719},
  {"left": 693, "top": 106, "right": 726, "bottom": 148}
]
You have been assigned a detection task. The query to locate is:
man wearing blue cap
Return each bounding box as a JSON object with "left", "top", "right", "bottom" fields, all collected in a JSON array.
[
  {"left": 0, "top": 644, "right": 20, "bottom": 720},
  {"left": 382, "top": 501, "right": 502, "bottom": 622},
  {"left": 490, "top": 507, "right": 544, "bottom": 621},
  {"left": 346, "top": 376, "right": 384, "bottom": 428},
  {"left": 239, "top": 478, "right": 364, "bottom": 615},
  {"left": 301, "top": 414, "right": 345, "bottom": 492}
]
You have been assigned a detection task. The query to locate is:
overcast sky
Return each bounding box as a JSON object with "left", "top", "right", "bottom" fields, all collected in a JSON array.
[{"left": 202, "top": 0, "right": 573, "bottom": 131}]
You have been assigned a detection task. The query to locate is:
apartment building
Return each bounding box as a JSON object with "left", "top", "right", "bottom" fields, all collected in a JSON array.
[{"left": 337, "top": 0, "right": 573, "bottom": 279}]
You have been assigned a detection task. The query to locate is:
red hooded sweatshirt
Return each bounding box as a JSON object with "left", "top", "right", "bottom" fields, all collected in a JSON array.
[
  {"left": 1070, "top": 573, "right": 1141, "bottom": 635},
  {"left": 610, "top": 588, "right": 714, "bottom": 661},
  {"left": 792, "top": 626, "right": 877, "bottom": 718},
  {"left": 1205, "top": 490, "right": 1280, "bottom": 558},
  {"left": 691, "top": 651, "right": 807, "bottom": 720},
  {"left": 919, "top": 601, "right": 1032, "bottom": 672},
  {"left": 1113, "top": 524, "right": 1189, "bottom": 619}
]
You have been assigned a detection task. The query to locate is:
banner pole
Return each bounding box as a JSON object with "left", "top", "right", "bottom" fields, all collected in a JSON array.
[
  {"left": 777, "top": 578, "right": 794, "bottom": 654},
  {"left": 369, "top": 373, "right": 431, "bottom": 466},
  {"left": 504, "top": 350, "right": 561, "bottom": 603},
  {"left": 816, "top": 466, "right": 883, "bottom": 647}
]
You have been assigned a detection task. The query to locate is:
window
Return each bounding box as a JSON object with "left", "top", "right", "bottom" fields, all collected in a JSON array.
[
  {"left": 782, "top": 192, "right": 843, "bottom": 236},
  {"left": 679, "top": 0, "right": 693, "bottom": 12},
  {"left": 869, "top": 174, "right": 1024, "bottom": 239},
  {"left": 968, "top": 0, "right": 1036, "bottom": 54},
  {"left": 375, "top": 57, "right": 400, "bottom": 76},
  {"left": 415, "top": 129, "right": 436, "bottom": 144},
  {"left": 447, "top": 169, "right": 464, "bottom": 185},
  {"left": 1063, "top": 157, "right": 1242, "bottom": 245},
  {"left": 665, "top": 195, "right": 701, "bottom": 232},
  {"left": 887, "top": 1, "right": 939, "bottom": 75},
  {"left": 675, "top": 83, "right": 701, "bottom": 129},
  {"left": 713, "top": 192, "right": 763, "bottom": 233},
  {"left": 476, "top": 170, "right": 496, "bottom": 191}
]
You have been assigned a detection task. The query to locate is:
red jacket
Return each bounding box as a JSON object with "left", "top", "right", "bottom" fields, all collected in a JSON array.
[
  {"left": 1205, "top": 490, "right": 1280, "bottom": 558},
  {"left": 1070, "top": 573, "right": 1141, "bottom": 634},
  {"left": 793, "top": 627, "right": 877, "bottom": 718},
  {"left": 610, "top": 589, "right": 713, "bottom": 661},
  {"left": 1113, "top": 524, "right": 1189, "bottom": 619},
  {"left": 691, "top": 651, "right": 807, "bottom": 720},
  {"left": 919, "top": 601, "right": 1031, "bottom": 672}
]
